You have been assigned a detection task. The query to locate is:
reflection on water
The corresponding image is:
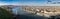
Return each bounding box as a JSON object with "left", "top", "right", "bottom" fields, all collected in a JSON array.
[{"left": 16, "top": 15, "right": 44, "bottom": 19}]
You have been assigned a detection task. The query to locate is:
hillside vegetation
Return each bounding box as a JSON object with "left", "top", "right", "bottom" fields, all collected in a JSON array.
[{"left": 0, "top": 7, "right": 13, "bottom": 19}]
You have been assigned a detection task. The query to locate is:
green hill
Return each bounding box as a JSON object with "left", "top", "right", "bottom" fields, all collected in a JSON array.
[{"left": 0, "top": 7, "right": 13, "bottom": 19}]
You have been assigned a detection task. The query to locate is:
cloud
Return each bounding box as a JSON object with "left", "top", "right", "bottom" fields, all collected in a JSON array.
[{"left": 20, "top": 0, "right": 60, "bottom": 6}]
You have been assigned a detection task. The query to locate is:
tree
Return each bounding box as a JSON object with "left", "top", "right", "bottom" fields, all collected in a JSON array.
[{"left": 0, "top": 7, "right": 13, "bottom": 19}]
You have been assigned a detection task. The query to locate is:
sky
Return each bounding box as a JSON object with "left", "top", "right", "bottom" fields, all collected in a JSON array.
[
  {"left": 20, "top": 0, "right": 60, "bottom": 6},
  {"left": 0, "top": 0, "right": 20, "bottom": 5},
  {"left": 0, "top": 0, "right": 60, "bottom": 6},
  {"left": 20, "top": 0, "right": 47, "bottom": 6}
]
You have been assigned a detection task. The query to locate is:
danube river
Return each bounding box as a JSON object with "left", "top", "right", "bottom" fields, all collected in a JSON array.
[{"left": 12, "top": 6, "right": 45, "bottom": 19}]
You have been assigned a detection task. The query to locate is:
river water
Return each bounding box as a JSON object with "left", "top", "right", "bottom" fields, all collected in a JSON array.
[{"left": 12, "top": 6, "right": 46, "bottom": 19}]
